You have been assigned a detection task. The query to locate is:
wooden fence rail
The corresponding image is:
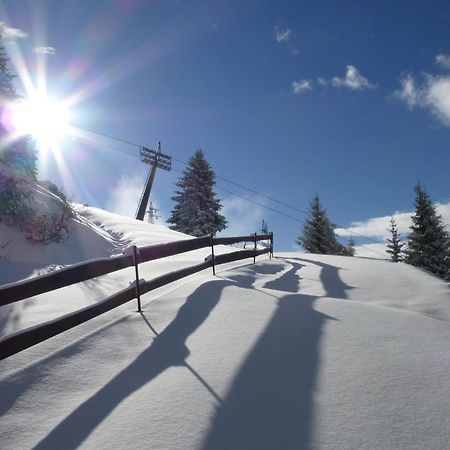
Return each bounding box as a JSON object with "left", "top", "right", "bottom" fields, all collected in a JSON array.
[
  {"left": 0, "top": 232, "right": 273, "bottom": 360},
  {"left": 0, "top": 255, "right": 134, "bottom": 307}
]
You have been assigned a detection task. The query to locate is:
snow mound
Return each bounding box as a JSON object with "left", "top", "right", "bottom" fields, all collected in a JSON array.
[
  {"left": 1, "top": 255, "right": 450, "bottom": 450},
  {"left": 275, "top": 253, "right": 450, "bottom": 322},
  {"left": 0, "top": 203, "right": 193, "bottom": 285},
  {"left": 2, "top": 204, "right": 450, "bottom": 449}
]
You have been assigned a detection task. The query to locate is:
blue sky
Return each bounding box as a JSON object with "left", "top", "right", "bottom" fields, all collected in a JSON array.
[{"left": 1, "top": 0, "right": 450, "bottom": 253}]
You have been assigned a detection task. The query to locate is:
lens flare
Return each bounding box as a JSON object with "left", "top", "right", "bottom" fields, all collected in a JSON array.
[{"left": 11, "top": 94, "right": 70, "bottom": 152}]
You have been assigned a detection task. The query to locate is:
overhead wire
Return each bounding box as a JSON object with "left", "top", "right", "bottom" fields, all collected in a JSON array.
[
  {"left": 172, "top": 155, "right": 382, "bottom": 246},
  {"left": 162, "top": 163, "right": 387, "bottom": 259},
  {"left": 75, "top": 126, "right": 141, "bottom": 149},
  {"left": 72, "top": 126, "right": 388, "bottom": 257},
  {"left": 208, "top": 180, "right": 387, "bottom": 258}
]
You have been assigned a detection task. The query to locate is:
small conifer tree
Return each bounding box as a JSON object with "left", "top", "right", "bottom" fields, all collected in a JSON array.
[
  {"left": 386, "top": 217, "right": 404, "bottom": 262},
  {"left": 0, "top": 39, "right": 38, "bottom": 228},
  {"left": 0, "top": 41, "right": 37, "bottom": 179},
  {"left": 168, "top": 149, "right": 227, "bottom": 236},
  {"left": 297, "top": 194, "right": 347, "bottom": 255},
  {"left": 343, "top": 236, "right": 356, "bottom": 257},
  {"left": 446, "top": 239, "right": 450, "bottom": 281},
  {"left": 404, "top": 184, "right": 449, "bottom": 278},
  {"left": 0, "top": 39, "right": 72, "bottom": 244}
]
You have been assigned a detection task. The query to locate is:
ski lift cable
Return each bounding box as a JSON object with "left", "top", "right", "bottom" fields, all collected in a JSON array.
[{"left": 74, "top": 127, "right": 388, "bottom": 254}]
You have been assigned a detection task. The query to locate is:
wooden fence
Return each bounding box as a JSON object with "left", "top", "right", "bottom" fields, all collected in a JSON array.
[{"left": 0, "top": 232, "right": 273, "bottom": 360}]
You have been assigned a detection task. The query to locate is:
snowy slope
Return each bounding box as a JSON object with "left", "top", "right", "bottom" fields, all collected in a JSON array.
[
  {"left": 0, "top": 205, "right": 221, "bottom": 336},
  {"left": 1, "top": 211, "right": 450, "bottom": 450},
  {"left": 0, "top": 204, "right": 194, "bottom": 286}
]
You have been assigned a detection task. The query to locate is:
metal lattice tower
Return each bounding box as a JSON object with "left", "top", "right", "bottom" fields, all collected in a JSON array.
[
  {"left": 147, "top": 201, "right": 160, "bottom": 224},
  {"left": 135, "top": 142, "right": 172, "bottom": 221}
]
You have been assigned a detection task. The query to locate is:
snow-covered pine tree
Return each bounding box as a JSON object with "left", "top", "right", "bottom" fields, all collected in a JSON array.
[
  {"left": 446, "top": 238, "right": 450, "bottom": 281},
  {"left": 168, "top": 149, "right": 227, "bottom": 237},
  {"left": 386, "top": 216, "right": 404, "bottom": 262},
  {"left": 343, "top": 236, "right": 356, "bottom": 257},
  {"left": 0, "top": 41, "right": 37, "bottom": 179},
  {"left": 404, "top": 183, "right": 449, "bottom": 278},
  {"left": 0, "top": 39, "right": 72, "bottom": 244},
  {"left": 0, "top": 39, "right": 37, "bottom": 228},
  {"left": 297, "top": 194, "right": 346, "bottom": 255}
]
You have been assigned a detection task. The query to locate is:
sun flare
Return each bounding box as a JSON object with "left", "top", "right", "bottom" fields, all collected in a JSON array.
[{"left": 11, "top": 94, "right": 70, "bottom": 152}]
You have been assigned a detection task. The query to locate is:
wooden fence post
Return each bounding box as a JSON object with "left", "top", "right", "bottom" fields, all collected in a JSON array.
[
  {"left": 210, "top": 234, "right": 216, "bottom": 275},
  {"left": 133, "top": 246, "right": 141, "bottom": 311},
  {"left": 0, "top": 232, "right": 278, "bottom": 360}
]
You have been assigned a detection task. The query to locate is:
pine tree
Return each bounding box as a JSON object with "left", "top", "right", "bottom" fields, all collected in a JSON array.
[
  {"left": 0, "top": 39, "right": 37, "bottom": 229},
  {"left": 0, "top": 44, "right": 17, "bottom": 100},
  {"left": 0, "top": 39, "right": 72, "bottom": 244},
  {"left": 168, "top": 149, "right": 227, "bottom": 236},
  {"left": 404, "top": 183, "right": 449, "bottom": 278},
  {"left": 446, "top": 239, "right": 450, "bottom": 281},
  {"left": 386, "top": 217, "right": 404, "bottom": 262},
  {"left": 297, "top": 194, "right": 347, "bottom": 255},
  {"left": 343, "top": 237, "right": 356, "bottom": 257},
  {"left": 0, "top": 41, "right": 37, "bottom": 179}
]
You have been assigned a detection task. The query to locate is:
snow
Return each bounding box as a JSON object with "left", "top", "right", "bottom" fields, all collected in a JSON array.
[{"left": 1, "top": 206, "right": 450, "bottom": 449}]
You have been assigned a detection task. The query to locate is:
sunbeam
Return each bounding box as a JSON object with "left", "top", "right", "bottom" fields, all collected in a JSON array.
[{"left": 11, "top": 93, "right": 70, "bottom": 153}]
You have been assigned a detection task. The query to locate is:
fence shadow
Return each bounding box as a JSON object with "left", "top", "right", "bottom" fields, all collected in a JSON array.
[
  {"left": 0, "top": 304, "right": 19, "bottom": 338},
  {"left": 263, "top": 261, "right": 304, "bottom": 293},
  {"left": 201, "top": 293, "right": 336, "bottom": 450},
  {"left": 0, "top": 261, "right": 51, "bottom": 285},
  {"left": 0, "top": 315, "right": 131, "bottom": 418},
  {"left": 245, "top": 263, "right": 286, "bottom": 276},
  {"left": 12, "top": 253, "right": 349, "bottom": 449},
  {"left": 33, "top": 277, "right": 240, "bottom": 450},
  {"left": 289, "top": 257, "right": 354, "bottom": 299}
]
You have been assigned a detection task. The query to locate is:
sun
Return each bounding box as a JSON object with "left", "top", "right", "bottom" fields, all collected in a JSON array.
[{"left": 11, "top": 93, "right": 70, "bottom": 152}]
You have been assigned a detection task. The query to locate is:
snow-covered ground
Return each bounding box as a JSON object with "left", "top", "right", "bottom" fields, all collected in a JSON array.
[{"left": 1, "top": 206, "right": 450, "bottom": 449}]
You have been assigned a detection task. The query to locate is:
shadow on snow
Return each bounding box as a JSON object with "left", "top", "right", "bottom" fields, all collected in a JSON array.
[
  {"left": 263, "top": 261, "right": 304, "bottom": 293},
  {"left": 33, "top": 278, "right": 236, "bottom": 450},
  {"left": 201, "top": 261, "right": 339, "bottom": 450},
  {"left": 287, "top": 257, "right": 354, "bottom": 299},
  {"left": 24, "top": 258, "right": 349, "bottom": 449}
]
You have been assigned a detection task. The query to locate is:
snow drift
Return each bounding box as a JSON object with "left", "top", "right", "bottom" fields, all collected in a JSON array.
[{"left": 1, "top": 207, "right": 450, "bottom": 450}]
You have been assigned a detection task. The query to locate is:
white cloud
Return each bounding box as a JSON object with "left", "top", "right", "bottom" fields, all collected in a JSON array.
[
  {"left": 395, "top": 72, "right": 450, "bottom": 126},
  {"left": 436, "top": 53, "right": 450, "bottom": 69},
  {"left": 273, "top": 25, "right": 298, "bottom": 55},
  {"left": 317, "top": 77, "right": 327, "bottom": 86},
  {"left": 0, "top": 22, "right": 28, "bottom": 40},
  {"left": 106, "top": 171, "right": 167, "bottom": 225},
  {"left": 336, "top": 200, "right": 450, "bottom": 259},
  {"left": 105, "top": 171, "right": 168, "bottom": 226},
  {"left": 274, "top": 26, "right": 291, "bottom": 43},
  {"left": 354, "top": 243, "right": 388, "bottom": 259},
  {"left": 106, "top": 172, "right": 143, "bottom": 218},
  {"left": 336, "top": 212, "right": 412, "bottom": 240},
  {"left": 424, "top": 76, "right": 450, "bottom": 125},
  {"left": 331, "top": 65, "right": 375, "bottom": 90},
  {"left": 336, "top": 200, "right": 450, "bottom": 241},
  {"left": 292, "top": 79, "right": 313, "bottom": 94},
  {"left": 33, "top": 46, "right": 56, "bottom": 55},
  {"left": 437, "top": 201, "right": 450, "bottom": 227},
  {"left": 220, "top": 196, "right": 266, "bottom": 237},
  {"left": 395, "top": 74, "right": 419, "bottom": 107}
]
